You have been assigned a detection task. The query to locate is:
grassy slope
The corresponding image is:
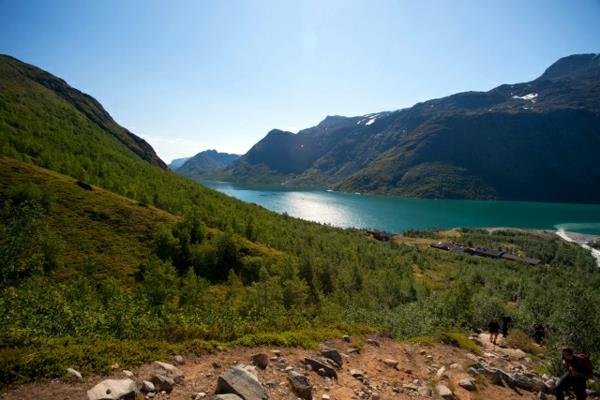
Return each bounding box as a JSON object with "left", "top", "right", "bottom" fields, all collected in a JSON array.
[{"left": 0, "top": 157, "right": 176, "bottom": 282}]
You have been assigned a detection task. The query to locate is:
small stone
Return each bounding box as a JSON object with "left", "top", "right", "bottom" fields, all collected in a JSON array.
[
  {"left": 436, "top": 383, "right": 455, "bottom": 399},
  {"left": 418, "top": 386, "right": 432, "bottom": 396},
  {"left": 122, "top": 370, "right": 134, "bottom": 378},
  {"left": 322, "top": 395, "right": 330, "bottom": 400},
  {"left": 382, "top": 359, "right": 399, "bottom": 369},
  {"left": 150, "top": 374, "right": 174, "bottom": 393},
  {"left": 251, "top": 353, "right": 269, "bottom": 369},
  {"left": 366, "top": 339, "right": 380, "bottom": 347},
  {"left": 153, "top": 361, "right": 184, "bottom": 384},
  {"left": 321, "top": 349, "right": 343, "bottom": 367},
  {"left": 191, "top": 392, "right": 207, "bottom": 400},
  {"left": 349, "top": 369, "right": 364, "bottom": 378},
  {"left": 66, "top": 368, "right": 82, "bottom": 381},
  {"left": 288, "top": 370, "right": 313, "bottom": 400},
  {"left": 449, "top": 363, "right": 461, "bottom": 370},
  {"left": 459, "top": 378, "right": 476, "bottom": 391},
  {"left": 173, "top": 355, "right": 185, "bottom": 365},
  {"left": 436, "top": 366, "right": 447, "bottom": 379},
  {"left": 342, "top": 335, "right": 351, "bottom": 342},
  {"left": 141, "top": 380, "right": 155, "bottom": 393},
  {"left": 212, "top": 361, "right": 222, "bottom": 369}
]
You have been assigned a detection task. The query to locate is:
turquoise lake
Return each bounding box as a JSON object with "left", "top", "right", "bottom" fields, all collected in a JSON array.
[{"left": 200, "top": 180, "right": 600, "bottom": 235}]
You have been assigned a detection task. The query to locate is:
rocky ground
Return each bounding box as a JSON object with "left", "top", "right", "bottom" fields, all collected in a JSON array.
[{"left": 0, "top": 333, "right": 594, "bottom": 400}]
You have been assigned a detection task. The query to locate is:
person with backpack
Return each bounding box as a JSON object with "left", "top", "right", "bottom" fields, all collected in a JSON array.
[
  {"left": 555, "top": 346, "right": 593, "bottom": 400},
  {"left": 488, "top": 318, "right": 500, "bottom": 345}
]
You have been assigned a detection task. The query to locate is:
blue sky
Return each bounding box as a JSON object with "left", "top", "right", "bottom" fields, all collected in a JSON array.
[{"left": 1, "top": 0, "right": 599, "bottom": 162}]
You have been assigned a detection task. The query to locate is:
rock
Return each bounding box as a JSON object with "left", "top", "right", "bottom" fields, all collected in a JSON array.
[
  {"left": 449, "top": 363, "right": 461, "bottom": 370},
  {"left": 270, "top": 349, "right": 281, "bottom": 357},
  {"left": 212, "top": 361, "right": 222, "bottom": 369},
  {"left": 321, "top": 349, "right": 343, "bottom": 367},
  {"left": 213, "top": 395, "right": 244, "bottom": 400},
  {"left": 418, "top": 386, "right": 432, "bottom": 397},
  {"left": 366, "top": 339, "right": 380, "bottom": 347},
  {"left": 348, "top": 347, "right": 360, "bottom": 354},
  {"left": 425, "top": 355, "right": 434, "bottom": 364},
  {"left": 141, "top": 380, "right": 155, "bottom": 393},
  {"left": 322, "top": 395, "right": 330, "bottom": 400},
  {"left": 544, "top": 379, "right": 556, "bottom": 392},
  {"left": 66, "top": 368, "right": 82, "bottom": 381},
  {"left": 458, "top": 378, "right": 476, "bottom": 391},
  {"left": 342, "top": 335, "right": 351, "bottom": 342},
  {"left": 251, "top": 353, "right": 269, "bottom": 369},
  {"left": 87, "top": 379, "right": 139, "bottom": 400},
  {"left": 349, "top": 369, "right": 364, "bottom": 378},
  {"left": 436, "top": 366, "right": 447, "bottom": 379},
  {"left": 382, "top": 359, "right": 399, "bottom": 369},
  {"left": 173, "top": 355, "right": 185, "bottom": 365},
  {"left": 435, "top": 384, "right": 455, "bottom": 399},
  {"left": 150, "top": 374, "right": 174, "bottom": 393},
  {"left": 191, "top": 392, "right": 207, "bottom": 399},
  {"left": 287, "top": 370, "right": 313, "bottom": 400},
  {"left": 154, "top": 361, "right": 184, "bottom": 384},
  {"left": 304, "top": 358, "right": 338, "bottom": 380},
  {"left": 122, "top": 370, "right": 134, "bottom": 378},
  {"left": 216, "top": 366, "right": 268, "bottom": 400}
]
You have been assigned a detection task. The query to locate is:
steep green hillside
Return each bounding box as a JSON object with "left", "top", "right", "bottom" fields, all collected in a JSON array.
[
  {"left": 0, "top": 156, "right": 175, "bottom": 282},
  {"left": 222, "top": 54, "right": 600, "bottom": 203}
]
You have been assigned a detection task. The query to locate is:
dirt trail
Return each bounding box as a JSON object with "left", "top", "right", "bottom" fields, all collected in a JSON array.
[{"left": 0, "top": 334, "right": 545, "bottom": 400}]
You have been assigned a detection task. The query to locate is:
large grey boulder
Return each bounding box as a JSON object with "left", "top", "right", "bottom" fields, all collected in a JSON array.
[
  {"left": 287, "top": 371, "right": 312, "bottom": 400},
  {"left": 150, "top": 374, "right": 174, "bottom": 393},
  {"left": 87, "top": 379, "right": 138, "bottom": 400},
  {"left": 216, "top": 366, "right": 268, "bottom": 400}
]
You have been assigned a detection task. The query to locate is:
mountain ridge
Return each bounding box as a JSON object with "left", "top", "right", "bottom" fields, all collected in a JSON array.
[
  {"left": 218, "top": 53, "right": 600, "bottom": 203},
  {"left": 175, "top": 149, "right": 240, "bottom": 178}
]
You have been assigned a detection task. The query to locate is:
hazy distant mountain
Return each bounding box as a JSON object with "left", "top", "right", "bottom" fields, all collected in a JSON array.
[
  {"left": 169, "top": 157, "right": 191, "bottom": 170},
  {"left": 176, "top": 150, "right": 240, "bottom": 178},
  {"left": 224, "top": 54, "right": 600, "bottom": 203}
]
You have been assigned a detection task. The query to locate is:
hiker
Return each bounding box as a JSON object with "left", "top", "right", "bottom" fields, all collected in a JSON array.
[
  {"left": 532, "top": 323, "right": 545, "bottom": 344},
  {"left": 488, "top": 318, "right": 500, "bottom": 345},
  {"left": 502, "top": 315, "right": 512, "bottom": 337},
  {"left": 555, "top": 346, "right": 593, "bottom": 400}
]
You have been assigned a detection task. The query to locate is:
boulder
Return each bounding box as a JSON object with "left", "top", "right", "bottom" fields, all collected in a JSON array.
[
  {"left": 251, "top": 353, "right": 269, "bottom": 369},
  {"left": 66, "top": 368, "right": 82, "bottom": 381},
  {"left": 87, "top": 379, "right": 138, "bottom": 400},
  {"left": 304, "top": 358, "right": 338, "bottom": 379},
  {"left": 213, "top": 395, "right": 244, "bottom": 400},
  {"left": 150, "top": 374, "right": 174, "bottom": 393},
  {"left": 216, "top": 366, "right": 268, "bottom": 400},
  {"left": 154, "top": 361, "right": 185, "bottom": 384},
  {"left": 435, "top": 384, "right": 455, "bottom": 399},
  {"left": 458, "top": 378, "right": 476, "bottom": 391},
  {"left": 287, "top": 370, "right": 313, "bottom": 400},
  {"left": 321, "top": 349, "right": 343, "bottom": 367}
]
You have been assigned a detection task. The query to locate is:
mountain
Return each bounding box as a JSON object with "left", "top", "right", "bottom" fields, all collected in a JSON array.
[
  {"left": 224, "top": 54, "right": 600, "bottom": 203},
  {"left": 175, "top": 149, "right": 239, "bottom": 177},
  {"left": 169, "top": 156, "right": 191, "bottom": 169}
]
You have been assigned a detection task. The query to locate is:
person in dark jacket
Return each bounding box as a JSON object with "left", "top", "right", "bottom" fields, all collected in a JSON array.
[
  {"left": 502, "top": 315, "right": 512, "bottom": 337},
  {"left": 488, "top": 318, "right": 500, "bottom": 345},
  {"left": 556, "top": 346, "right": 591, "bottom": 400}
]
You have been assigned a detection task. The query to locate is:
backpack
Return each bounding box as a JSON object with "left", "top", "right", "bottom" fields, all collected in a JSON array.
[{"left": 574, "top": 353, "right": 594, "bottom": 379}]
